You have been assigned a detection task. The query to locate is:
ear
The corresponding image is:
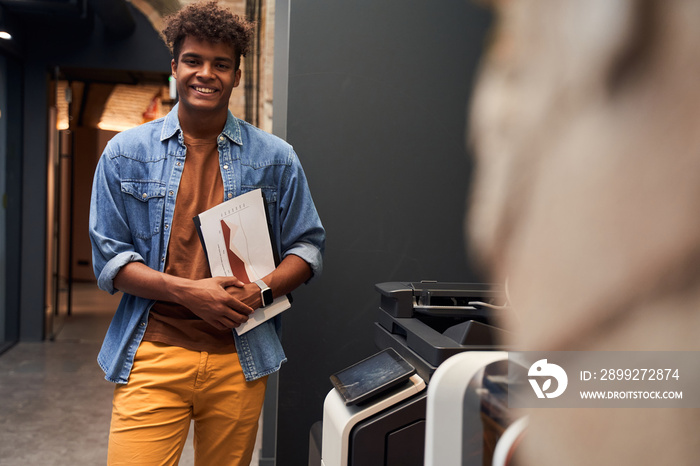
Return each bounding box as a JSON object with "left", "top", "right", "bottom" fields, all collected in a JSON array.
[
  {"left": 171, "top": 59, "right": 178, "bottom": 79},
  {"left": 233, "top": 68, "right": 242, "bottom": 87}
]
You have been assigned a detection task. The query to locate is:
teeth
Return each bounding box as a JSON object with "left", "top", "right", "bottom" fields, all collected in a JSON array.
[{"left": 194, "top": 87, "right": 215, "bottom": 94}]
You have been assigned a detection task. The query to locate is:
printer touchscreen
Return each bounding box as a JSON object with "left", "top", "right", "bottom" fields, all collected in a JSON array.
[{"left": 330, "top": 348, "right": 416, "bottom": 406}]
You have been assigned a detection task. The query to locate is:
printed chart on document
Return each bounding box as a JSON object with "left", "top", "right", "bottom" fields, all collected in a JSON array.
[{"left": 194, "top": 189, "right": 290, "bottom": 335}]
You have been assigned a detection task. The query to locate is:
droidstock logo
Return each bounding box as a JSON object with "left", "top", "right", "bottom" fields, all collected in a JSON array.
[{"left": 528, "top": 359, "right": 568, "bottom": 399}]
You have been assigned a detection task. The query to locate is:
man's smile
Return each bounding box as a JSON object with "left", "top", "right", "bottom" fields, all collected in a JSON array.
[{"left": 193, "top": 86, "right": 217, "bottom": 94}]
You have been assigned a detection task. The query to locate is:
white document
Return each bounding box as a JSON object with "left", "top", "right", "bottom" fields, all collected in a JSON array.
[{"left": 194, "top": 189, "right": 290, "bottom": 335}]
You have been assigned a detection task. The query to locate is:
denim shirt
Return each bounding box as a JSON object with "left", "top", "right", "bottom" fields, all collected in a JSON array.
[{"left": 89, "top": 104, "right": 325, "bottom": 383}]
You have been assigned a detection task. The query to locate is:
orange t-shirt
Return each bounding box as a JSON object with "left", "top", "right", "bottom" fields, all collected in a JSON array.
[{"left": 143, "top": 135, "right": 236, "bottom": 353}]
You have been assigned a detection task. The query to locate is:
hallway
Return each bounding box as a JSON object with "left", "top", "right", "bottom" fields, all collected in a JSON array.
[{"left": 0, "top": 283, "right": 199, "bottom": 465}]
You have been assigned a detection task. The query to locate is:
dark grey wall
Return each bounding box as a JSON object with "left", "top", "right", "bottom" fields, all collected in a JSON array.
[
  {"left": 16, "top": 5, "right": 171, "bottom": 340},
  {"left": 1, "top": 55, "right": 22, "bottom": 349},
  {"left": 278, "top": 1, "right": 492, "bottom": 464}
]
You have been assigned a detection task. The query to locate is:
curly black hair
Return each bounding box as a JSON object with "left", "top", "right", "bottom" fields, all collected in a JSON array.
[{"left": 162, "top": 1, "right": 255, "bottom": 70}]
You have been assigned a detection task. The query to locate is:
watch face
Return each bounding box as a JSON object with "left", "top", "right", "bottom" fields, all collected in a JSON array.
[{"left": 262, "top": 288, "right": 274, "bottom": 306}]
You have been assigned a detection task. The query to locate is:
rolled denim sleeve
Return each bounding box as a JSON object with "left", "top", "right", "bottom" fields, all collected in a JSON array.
[
  {"left": 285, "top": 242, "right": 324, "bottom": 279},
  {"left": 278, "top": 149, "right": 326, "bottom": 281},
  {"left": 89, "top": 140, "right": 145, "bottom": 294}
]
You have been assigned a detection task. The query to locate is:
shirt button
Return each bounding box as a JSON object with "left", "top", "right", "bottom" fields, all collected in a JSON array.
[
  {"left": 176, "top": 162, "right": 182, "bottom": 166},
  {"left": 140, "top": 322, "right": 146, "bottom": 327},
  {"left": 164, "top": 224, "right": 169, "bottom": 230},
  {"left": 142, "top": 193, "right": 147, "bottom": 199},
  {"left": 223, "top": 165, "right": 229, "bottom": 170},
  {"left": 227, "top": 193, "right": 233, "bottom": 199},
  {"left": 169, "top": 191, "right": 174, "bottom": 196},
  {"left": 219, "top": 136, "right": 225, "bottom": 142}
]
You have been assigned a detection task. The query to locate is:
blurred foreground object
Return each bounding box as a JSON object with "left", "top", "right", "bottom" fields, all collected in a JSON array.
[{"left": 467, "top": 0, "right": 700, "bottom": 464}]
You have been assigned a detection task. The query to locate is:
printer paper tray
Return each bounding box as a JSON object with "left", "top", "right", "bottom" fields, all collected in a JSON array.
[{"left": 375, "top": 312, "right": 506, "bottom": 369}]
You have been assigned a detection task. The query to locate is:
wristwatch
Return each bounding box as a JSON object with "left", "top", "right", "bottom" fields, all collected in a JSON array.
[{"left": 254, "top": 279, "right": 274, "bottom": 307}]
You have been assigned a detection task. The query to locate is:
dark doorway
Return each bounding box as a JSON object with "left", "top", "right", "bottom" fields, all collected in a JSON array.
[{"left": 44, "top": 68, "right": 171, "bottom": 339}]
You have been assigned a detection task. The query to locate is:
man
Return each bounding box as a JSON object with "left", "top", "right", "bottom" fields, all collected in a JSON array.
[{"left": 89, "top": 2, "right": 325, "bottom": 464}]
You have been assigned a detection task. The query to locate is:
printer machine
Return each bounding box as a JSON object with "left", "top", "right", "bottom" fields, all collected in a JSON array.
[{"left": 310, "top": 281, "right": 526, "bottom": 466}]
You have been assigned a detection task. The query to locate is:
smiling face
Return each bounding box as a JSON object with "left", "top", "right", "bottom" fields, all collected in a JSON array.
[{"left": 171, "top": 36, "right": 242, "bottom": 120}]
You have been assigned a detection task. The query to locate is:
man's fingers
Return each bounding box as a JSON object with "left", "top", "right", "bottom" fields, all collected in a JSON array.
[
  {"left": 224, "top": 297, "right": 254, "bottom": 316},
  {"left": 223, "top": 306, "right": 251, "bottom": 323},
  {"left": 217, "top": 275, "right": 246, "bottom": 288},
  {"left": 216, "top": 309, "right": 249, "bottom": 329},
  {"left": 207, "top": 312, "right": 245, "bottom": 331}
]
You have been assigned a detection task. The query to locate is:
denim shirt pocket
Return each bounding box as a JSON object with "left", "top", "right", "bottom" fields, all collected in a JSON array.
[{"left": 121, "top": 180, "right": 166, "bottom": 239}]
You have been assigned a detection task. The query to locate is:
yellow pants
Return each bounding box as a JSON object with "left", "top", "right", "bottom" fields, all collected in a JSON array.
[{"left": 108, "top": 341, "right": 267, "bottom": 466}]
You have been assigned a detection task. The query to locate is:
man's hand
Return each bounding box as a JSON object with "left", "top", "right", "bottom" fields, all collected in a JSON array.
[
  {"left": 113, "top": 254, "right": 312, "bottom": 331},
  {"left": 178, "top": 276, "right": 254, "bottom": 330},
  {"left": 226, "top": 282, "right": 263, "bottom": 310},
  {"left": 113, "top": 263, "right": 255, "bottom": 330}
]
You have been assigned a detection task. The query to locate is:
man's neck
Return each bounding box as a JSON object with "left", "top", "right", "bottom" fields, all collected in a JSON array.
[{"left": 178, "top": 106, "right": 227, "bottom": 140}]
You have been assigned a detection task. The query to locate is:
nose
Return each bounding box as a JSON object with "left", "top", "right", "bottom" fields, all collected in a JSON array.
[{"left": 197, "top": 62, "right": 214, "bottom": 79}]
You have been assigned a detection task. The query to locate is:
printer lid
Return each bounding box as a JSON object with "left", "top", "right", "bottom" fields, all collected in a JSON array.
[{"left": 375, "top": 281, "right": 507, "bottom": 318}]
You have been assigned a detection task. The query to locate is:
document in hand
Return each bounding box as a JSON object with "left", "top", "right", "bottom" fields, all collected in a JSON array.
[{"left": 193, "top": 188, "right": 290, "bottom": 335}]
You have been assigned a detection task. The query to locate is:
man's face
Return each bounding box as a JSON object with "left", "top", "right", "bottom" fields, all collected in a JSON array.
[{"left": 171, "top": 36, "right": 241, "bottom": 117}]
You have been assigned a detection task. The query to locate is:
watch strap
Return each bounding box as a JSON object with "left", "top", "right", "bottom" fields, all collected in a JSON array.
[{"left": 254, "top": 279, "right": 273, "bottom": 307}]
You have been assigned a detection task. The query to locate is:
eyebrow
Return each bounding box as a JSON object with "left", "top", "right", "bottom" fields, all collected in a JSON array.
[{"left": 180, "top": 52, "right": 234, "bottom": 64}]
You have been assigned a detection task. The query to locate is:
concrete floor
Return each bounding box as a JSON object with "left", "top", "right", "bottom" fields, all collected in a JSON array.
[{"left": 0, "top": 283, "right": 261, "bottom": 465}]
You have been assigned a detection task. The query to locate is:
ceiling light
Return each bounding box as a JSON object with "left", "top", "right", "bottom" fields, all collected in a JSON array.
[{"left": 0, "top": 31, "right": 11, "bottom": 40}]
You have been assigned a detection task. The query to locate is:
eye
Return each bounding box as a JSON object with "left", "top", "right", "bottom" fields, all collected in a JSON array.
[{"left": 216, "top": 62, "right": 232, "bottom": 70}]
